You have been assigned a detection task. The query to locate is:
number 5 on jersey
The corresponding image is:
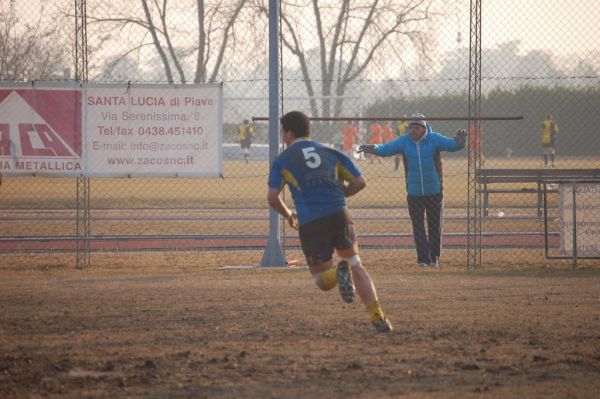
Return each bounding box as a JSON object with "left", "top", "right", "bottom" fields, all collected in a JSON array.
[{"left": 302, "top": 146, "right": 321, "bottom": 168}]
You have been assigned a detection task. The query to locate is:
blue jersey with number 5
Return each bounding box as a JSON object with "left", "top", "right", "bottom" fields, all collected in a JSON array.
[{"left": 268, "top": 138, "right": 362, "bottom": 226}]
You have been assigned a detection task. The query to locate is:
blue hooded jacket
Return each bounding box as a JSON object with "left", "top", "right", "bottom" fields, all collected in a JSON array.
[{"left": 374, "top": 123, "right": 464, "bottom": 196}]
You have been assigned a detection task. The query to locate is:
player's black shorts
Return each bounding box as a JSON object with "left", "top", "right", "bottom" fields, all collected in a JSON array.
[
  {"left": 298, "top": 209, "right": 356, "bottom": 265},
  {"left": 240, "top": 138, "right": 252, "bottom": 149}
]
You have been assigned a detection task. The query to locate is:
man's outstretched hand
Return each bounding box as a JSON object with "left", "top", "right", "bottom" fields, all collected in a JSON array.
[
  {"left": 357, "top": 144, "right": 377, "bottom": 155},
  {"left": 455, "top": 129, "right": 467, "bottom": 148}
]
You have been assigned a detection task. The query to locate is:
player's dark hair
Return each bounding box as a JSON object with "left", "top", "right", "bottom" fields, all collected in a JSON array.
[{"left": 280, "top": 111, "right": 310, "bottom": 138}]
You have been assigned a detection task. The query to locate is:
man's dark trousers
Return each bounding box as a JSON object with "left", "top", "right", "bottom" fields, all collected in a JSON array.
[{"left": 407, "top": 192, "right": 443, "bottom": 264}]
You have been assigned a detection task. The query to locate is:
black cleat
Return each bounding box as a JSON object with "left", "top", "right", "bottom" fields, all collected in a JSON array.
[
  {"left": 336, "top": 260, "right": 355, "bottom": 303},
  {"left": 372, "top": 317, "right": 393, "bottom": 333}
]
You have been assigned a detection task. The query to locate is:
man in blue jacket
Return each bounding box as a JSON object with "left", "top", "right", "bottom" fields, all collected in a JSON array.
[{"left": 359, "top": 114, "right": 466, "bottom": 268}]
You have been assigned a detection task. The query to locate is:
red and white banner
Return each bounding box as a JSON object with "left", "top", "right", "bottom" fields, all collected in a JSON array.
[
  {"left": 0, "top": 84, "right": 83, "bottom": 175},
  {"left": 0, "top": 82, "right": 223, "bottom": 177}
]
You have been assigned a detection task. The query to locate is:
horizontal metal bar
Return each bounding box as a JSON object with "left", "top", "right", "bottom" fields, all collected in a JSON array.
[
  {"left": 252, "top": 116, "right": 524, "bottom": 122},
  {"left": 477, "top": 168, "right": 600, "bottom": 177}
]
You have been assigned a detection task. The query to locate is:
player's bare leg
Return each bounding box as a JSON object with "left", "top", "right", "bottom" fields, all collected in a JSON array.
[{"left": 337, "top": 246, "right": 392, "bottom": 332}]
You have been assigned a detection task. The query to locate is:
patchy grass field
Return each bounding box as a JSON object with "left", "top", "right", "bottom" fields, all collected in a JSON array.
[{"left": 1, "top": 251, "right": 599, "bottom": 398}]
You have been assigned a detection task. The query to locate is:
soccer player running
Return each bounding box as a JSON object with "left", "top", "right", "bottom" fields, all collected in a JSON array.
[{"left": 267, "top": 111, "right": 392, "bottom": 333}]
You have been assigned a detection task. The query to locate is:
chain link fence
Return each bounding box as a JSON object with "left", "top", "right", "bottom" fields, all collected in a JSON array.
[{"left": 1, "top": 0, "right": 599, "bottom": 268}]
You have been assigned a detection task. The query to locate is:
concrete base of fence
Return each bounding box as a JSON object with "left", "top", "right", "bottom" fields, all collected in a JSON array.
[{"left": 219, "top": 264, "right": 307, "bottom": 270}]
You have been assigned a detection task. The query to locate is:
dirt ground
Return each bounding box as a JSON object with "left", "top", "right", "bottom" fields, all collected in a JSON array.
[{"left": 1, "top": 251, "right": 599, "bottom": 399}]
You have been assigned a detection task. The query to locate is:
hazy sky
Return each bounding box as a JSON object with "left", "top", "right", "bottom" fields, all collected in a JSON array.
[
  {"left": 436, "top": 0, "right": 600, "bottom": 57},
  {"left": 12, "top": 0, "right": 599, "bottom": 56},
  {"left": 485, "top": 0, "right": 599, "bottom": 55}
]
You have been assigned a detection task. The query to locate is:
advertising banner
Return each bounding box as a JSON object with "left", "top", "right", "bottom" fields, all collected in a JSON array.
[
  {"left": 0, "top": 82, "right": 223, "bottom": 177},
  {"left": 85, "top": 83, "right": 222, "bottom": 177},
  {"left": 0, "top": 83, "right": 83, "bottom": 176}
]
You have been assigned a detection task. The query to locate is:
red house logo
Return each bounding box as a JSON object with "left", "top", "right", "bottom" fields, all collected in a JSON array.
[{"left": 0, "top": 89, "right": 82, "bottom": 158}]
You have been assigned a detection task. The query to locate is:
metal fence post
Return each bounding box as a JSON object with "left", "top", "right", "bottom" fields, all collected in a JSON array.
[
  {"left": 75, "top": 0, "right": 90, "bottom": 269},
  {"left": 261, "top": 0, "right": 285, "bottom": 267}
]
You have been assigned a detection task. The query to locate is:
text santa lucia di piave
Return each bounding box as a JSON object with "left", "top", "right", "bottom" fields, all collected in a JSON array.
[{"left": 87, "top": 96, "right": 214, "bottom": 106}]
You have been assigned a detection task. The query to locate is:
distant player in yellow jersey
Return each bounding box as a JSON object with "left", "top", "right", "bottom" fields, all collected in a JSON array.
[
  {"left": 541, "top": 114, "right": 558, "bottom": 167},
  {"left": 239, "top": 119, "right": 255, "bottom": 163},
  {"left": 393, "top": 118, "right": 409, "bottom": 171}
]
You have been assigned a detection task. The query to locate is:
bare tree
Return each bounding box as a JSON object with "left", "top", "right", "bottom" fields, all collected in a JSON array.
[
  {"left": 0, "top": 0, "right": 70, "bottom": 81},
  {"left": 87, "top": 0, "right": 252, "bottom": 83},
  {"left": 258, "top": 0, "right": 442, "bottom": 117}
]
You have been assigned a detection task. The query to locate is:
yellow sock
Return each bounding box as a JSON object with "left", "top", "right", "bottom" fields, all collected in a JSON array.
[
  {"left": 315, "top": 267, "right": 338, "bottom": 291},
  {"left": 366, "top": 301, "right": 384, "bottom": 323}
]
